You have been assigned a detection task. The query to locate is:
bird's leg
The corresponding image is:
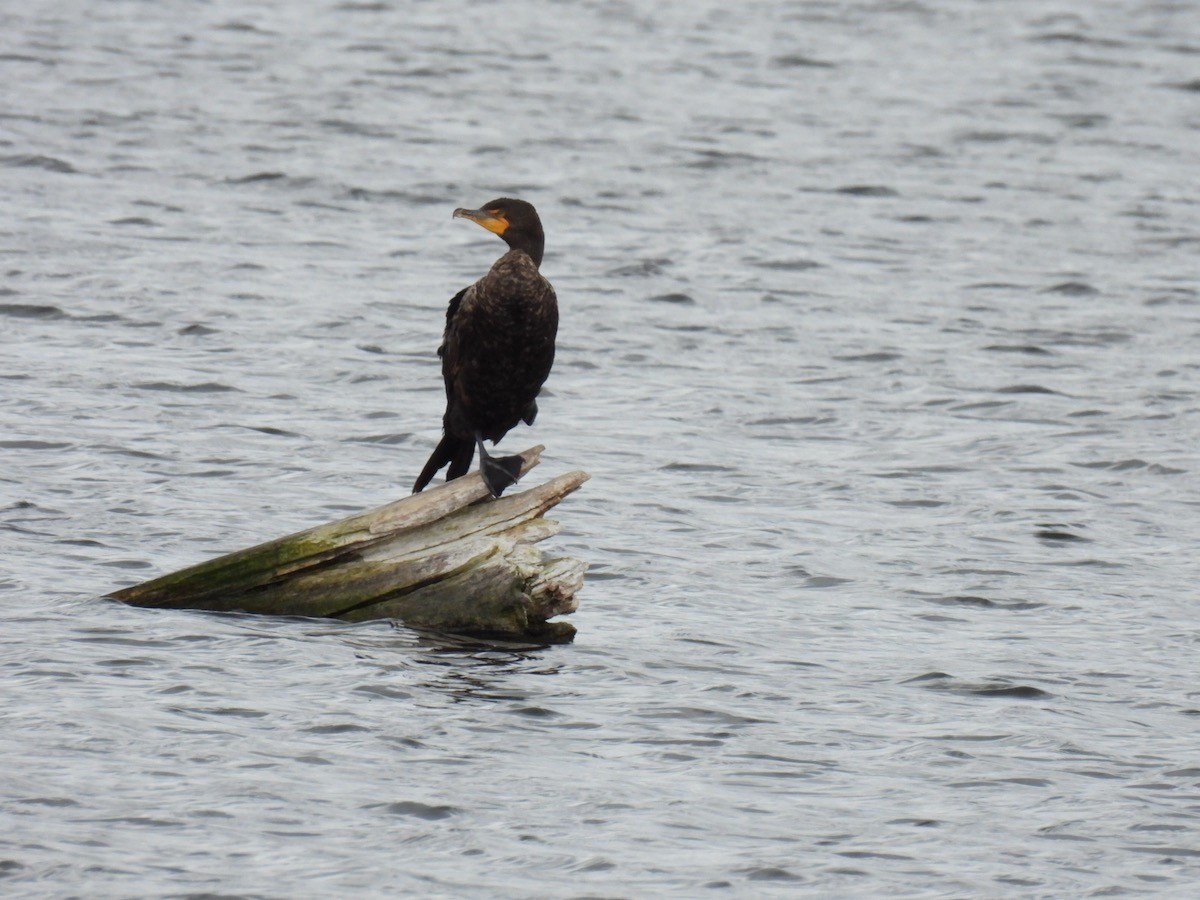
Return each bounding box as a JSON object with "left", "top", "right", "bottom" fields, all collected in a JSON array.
[{"left": 475, "top": 435, "right": 523, "bottom": 498}]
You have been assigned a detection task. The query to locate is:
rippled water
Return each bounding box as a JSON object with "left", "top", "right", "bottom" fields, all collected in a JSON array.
[{"left": 3, "top": 0, "right": 1200, "bottom": 895}]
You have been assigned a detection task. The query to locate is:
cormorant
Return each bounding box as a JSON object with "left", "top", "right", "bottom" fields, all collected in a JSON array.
[{"left": 412, "top": 198, "right": 558, "bottom": 498}]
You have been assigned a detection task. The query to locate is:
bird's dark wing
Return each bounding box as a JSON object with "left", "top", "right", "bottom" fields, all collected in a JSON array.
[
  {"left": 438, "top": 284, "right": 474, "bottom": 436},
  {"left": 437, "top": 286, "right": 469, "bottom": 359},
  {"left": 414, "top": 285, "right": 477, "bottom": 494}
]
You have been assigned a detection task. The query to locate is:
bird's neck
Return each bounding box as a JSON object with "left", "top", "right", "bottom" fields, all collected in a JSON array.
[{"left": 506, "top": 235, "right": 544, "bottom": 268}]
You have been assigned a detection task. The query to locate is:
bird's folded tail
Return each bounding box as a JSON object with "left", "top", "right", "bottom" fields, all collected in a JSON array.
[{"left": 412, "top": 434, "right": 475, "bottom": 493}]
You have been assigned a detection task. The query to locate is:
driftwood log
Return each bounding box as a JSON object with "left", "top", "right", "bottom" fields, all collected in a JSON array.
[{"left": 109, "top": 446, "right": 588, "bottom": 642}]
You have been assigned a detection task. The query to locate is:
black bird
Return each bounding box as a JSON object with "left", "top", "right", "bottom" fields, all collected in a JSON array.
[{"left": 412, "top": 198, "right": 558, "bottom": 498}]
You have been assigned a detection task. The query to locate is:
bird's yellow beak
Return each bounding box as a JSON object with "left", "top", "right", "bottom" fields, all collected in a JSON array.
[{"left": 453, "top": 207, "right": 509, "bottom": 236}]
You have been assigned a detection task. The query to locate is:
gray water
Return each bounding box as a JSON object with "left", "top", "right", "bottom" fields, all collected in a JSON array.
[{"left": 3, "top": 0, "right": 1200, "bottom": 895}]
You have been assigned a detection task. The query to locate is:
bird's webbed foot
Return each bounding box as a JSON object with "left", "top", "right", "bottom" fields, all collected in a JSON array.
[{"left": 475, "top": 436, "right": 522, "bottom": 498}]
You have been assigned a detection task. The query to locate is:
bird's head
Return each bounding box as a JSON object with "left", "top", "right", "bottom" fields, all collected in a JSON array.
[{"left": 453, "top": 197, "right": 545, "bottom": 267}]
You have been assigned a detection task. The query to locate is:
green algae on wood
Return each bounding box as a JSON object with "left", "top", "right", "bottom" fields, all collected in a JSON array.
[{"left": 108, "top": 446, "right": 588, "bottom": 642}]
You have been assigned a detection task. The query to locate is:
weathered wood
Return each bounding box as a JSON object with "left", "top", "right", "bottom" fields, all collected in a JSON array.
[{"left": 109, "top": 447, "right": 588, "bottom": 641}]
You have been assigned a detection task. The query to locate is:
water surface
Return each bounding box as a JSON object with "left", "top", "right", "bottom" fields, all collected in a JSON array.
[{"left": 3, "top": 0, "right": 1200, "bottom": 895}]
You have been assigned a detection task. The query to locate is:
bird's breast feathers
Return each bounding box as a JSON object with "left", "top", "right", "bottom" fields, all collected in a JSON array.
[{"left": 470, "top": 251, "right": 554, "bottom": 310}]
